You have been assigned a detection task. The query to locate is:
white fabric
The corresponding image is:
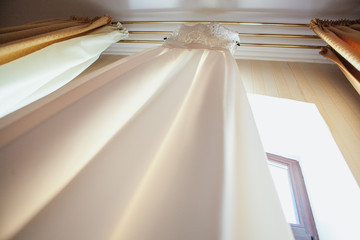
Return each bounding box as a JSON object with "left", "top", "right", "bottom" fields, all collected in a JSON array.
[
  {"left": 0, "top": 24, "right": 293, "bottom": 240},
  {"left": 164, "top": 23, "right": 240, "bottom": 54},
  {"left": 0, "top": 24, "right": 128, "bottom": 118}
]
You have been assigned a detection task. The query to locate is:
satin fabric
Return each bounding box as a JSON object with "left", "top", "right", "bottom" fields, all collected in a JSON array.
[
  {"left": 0, "top": 47, "right": 294, "bottom": 240},
  {"left": 0, "top": 25, "right": 128, "bottom": 118}
]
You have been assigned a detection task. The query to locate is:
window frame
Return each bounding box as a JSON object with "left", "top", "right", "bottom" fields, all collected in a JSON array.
[{"left": 266, "top": 153, "right": 319, "bottom": 240}]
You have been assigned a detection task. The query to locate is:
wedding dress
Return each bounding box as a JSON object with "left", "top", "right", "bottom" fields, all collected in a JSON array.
[{"left": 0, "top": 23, "right": 294, "bottom": 240}]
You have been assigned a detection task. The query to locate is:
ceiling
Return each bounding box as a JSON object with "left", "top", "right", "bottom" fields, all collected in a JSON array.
[
  {"left": 1, "top": 0, "right": 359, "bottom": 62},
  {"left": 1, "top": 0, "right": 359, "bottom": 27}
]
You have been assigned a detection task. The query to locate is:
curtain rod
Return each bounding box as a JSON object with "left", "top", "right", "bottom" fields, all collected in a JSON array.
[
  {"left": 118, "top": 21, "right": 309, "bottom": 28},
  {"left": 119, "top": 40, "right": 322, "bottom": 49},
  {"left": 116, "top": 21, "right": 323, "bottom": 49},
  {"left": 128, "top": 31, "right": 319, "bottom": 39}
]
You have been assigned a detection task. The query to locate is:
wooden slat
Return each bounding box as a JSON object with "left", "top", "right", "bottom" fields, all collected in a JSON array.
[{"left": 239, "top": 59, "right": 360, "bottom": 185}]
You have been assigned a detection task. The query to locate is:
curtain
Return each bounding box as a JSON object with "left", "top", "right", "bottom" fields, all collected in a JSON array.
[
  {"left": 0, "top": 15, "right": 113, "bottom": 65},
  {"left": 0, "top": 24, "right": 294, "bottom": 240},
  {"left": 0, "top": 23, "right": 128, "bottom": 118},
  {"left": 310, "top": 18, "right": 360, "bottom": 94}
]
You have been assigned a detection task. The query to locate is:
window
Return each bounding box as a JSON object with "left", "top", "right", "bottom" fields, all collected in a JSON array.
[{"left": 267, "top": 153, "right": 319, "bottom": 240}]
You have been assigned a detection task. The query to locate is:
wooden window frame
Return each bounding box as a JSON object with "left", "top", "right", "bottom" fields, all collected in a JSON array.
[{"left": 266, "top": 153, "right": 319, "bottom": 240}]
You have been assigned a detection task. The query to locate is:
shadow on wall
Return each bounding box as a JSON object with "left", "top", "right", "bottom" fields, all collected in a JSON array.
[{"left": 0, "top": 0, "right": 130, "bottom": 28}]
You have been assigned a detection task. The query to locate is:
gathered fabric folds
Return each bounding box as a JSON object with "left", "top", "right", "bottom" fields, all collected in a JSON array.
[
  {"left": 0, "top": 24, "right": 294, "bottom": 240},
  {"left": 0, "top": 24, "right": 128, "bottom": 118},
  {"left": 0, "top": 15, "right": 113, "bottom": 65},
  {"left": 310, "top": 18, "right": 360, "bottom": 94}
]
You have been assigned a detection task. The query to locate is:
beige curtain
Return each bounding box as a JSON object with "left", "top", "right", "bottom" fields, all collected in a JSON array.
[
  {"left": 0, "top": 15, "right": 112, "bottom": 65},
  {"left": 310, "top": 18, "right": 360, "bottom": 94}
]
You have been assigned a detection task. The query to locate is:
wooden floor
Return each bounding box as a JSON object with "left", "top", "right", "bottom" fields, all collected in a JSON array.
[
  {"left": 81, "top": 55, "right": 360, "bottom": 185},
  {"left": 237, "top": 59, "right": 360, "bottom": 185}
]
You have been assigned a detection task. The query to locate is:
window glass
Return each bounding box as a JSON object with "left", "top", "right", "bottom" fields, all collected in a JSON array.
[
  {"left": 266, "top": 153, "right": 319, "bottom": 240},
  {"left": 268, "top": 161, "right": 299, "bottom": 224}
]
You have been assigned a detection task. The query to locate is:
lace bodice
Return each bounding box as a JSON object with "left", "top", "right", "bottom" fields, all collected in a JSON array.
[{"left": 163, "top": 23, "right": 240, "bottom": 54}]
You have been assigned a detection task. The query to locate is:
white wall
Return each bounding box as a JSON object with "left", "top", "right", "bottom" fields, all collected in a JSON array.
[{"left": 248, "top": 94, "right": 360, "bottom": 240}]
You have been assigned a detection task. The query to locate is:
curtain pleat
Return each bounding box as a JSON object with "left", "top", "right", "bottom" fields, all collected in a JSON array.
[
  {"left": 0, "top": 15, "right": 112, "bottom": 64},
  {"left": 0, "top": 47, "right": 293, "bottom": 240},
  {"left": 310, "top": 18, "right": 360, "bottom": 94},
  {"left": 319, "top": 46, "right": 360, "bottom": 94},
  {"left": 0, "top": 25, "right": 128, "bottom": 118}
]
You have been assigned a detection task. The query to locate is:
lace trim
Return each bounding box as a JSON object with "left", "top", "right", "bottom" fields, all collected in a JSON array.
[
  {"left": 111, "top": 22, "right": 129, "bottom": 38},
  {"left": 163, "top": 23, "right": 240, "bottom": 54}
]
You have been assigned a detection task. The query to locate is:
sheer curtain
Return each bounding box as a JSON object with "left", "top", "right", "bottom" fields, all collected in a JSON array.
[
  {"left": 0, "top": 23, "right": 128, "bottom": 118},
  {"left": 0, "top": 23, "right": 294, "bottom": 240}
]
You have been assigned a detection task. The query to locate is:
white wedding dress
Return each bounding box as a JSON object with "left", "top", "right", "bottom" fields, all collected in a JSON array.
[{"left": 0, "top": 23, "right": 294, "bottom": 240}]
